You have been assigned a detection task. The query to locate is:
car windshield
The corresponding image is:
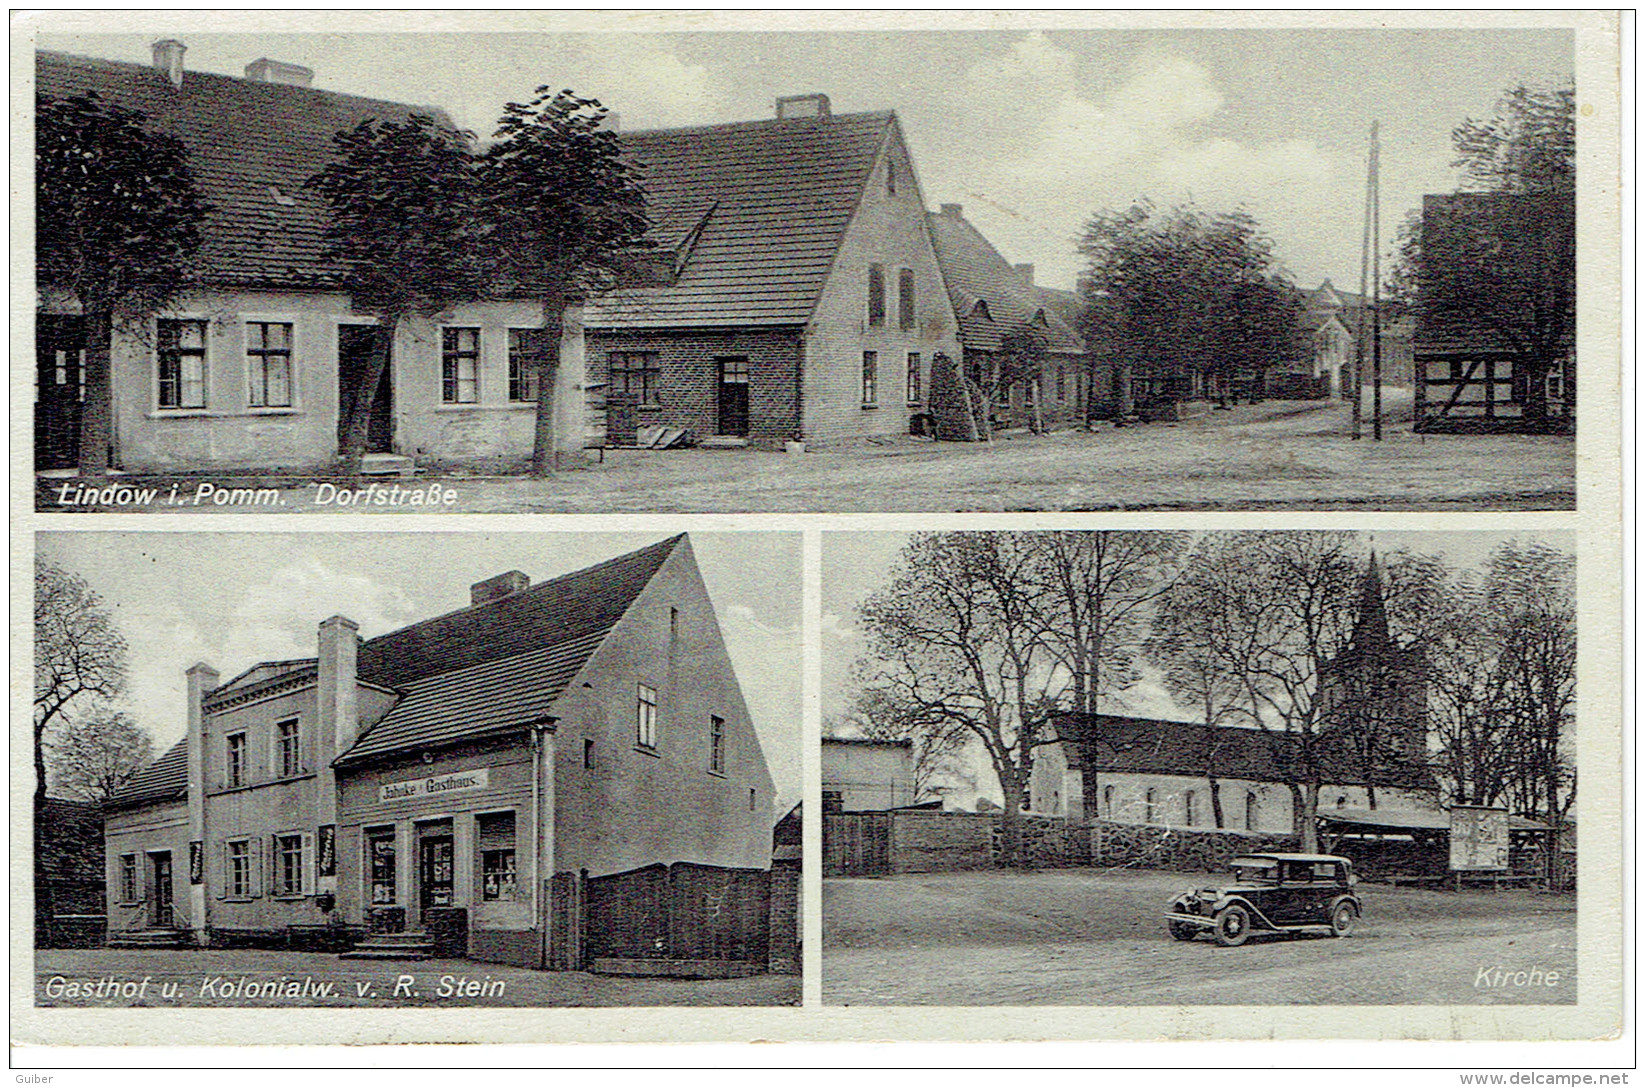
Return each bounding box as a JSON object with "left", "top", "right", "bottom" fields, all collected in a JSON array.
[{"left": 1229, "top": 858, "right": 1280, "bottom": 885}]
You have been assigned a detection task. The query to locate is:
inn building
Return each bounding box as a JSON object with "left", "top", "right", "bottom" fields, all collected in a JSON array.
[{"left": 102, "top": 535, "right": 778, "bottom": 968}]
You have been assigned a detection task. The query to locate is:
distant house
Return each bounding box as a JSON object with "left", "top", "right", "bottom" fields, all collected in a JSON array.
[
  {"left": 1413, "top": 191, "right": 1575, "bottom": 433},
  {"left": 1030, "top": 559, "right": 1439, "bottom": 833},
  {"left": 821, "top": 737, "right": 915, "bottom": 812},
  {"left": 102, "top": 535, "right": 776, "bottom": 969},
  {"left": 1274, "top": 280, "right": 1414, "bottom": 400},
  {"left": 584, "top": 94, "right": 963, "bottom": 449},
  {"left": 925, "top": 204, "right": 1091, "bottom": 437},
  {"left": 35, "top": 44, "right": 582, "bottom": 474}
]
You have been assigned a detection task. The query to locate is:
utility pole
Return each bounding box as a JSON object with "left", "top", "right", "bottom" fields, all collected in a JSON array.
[
  {"left": 1353, "top": 122, "right": 1374, "bottom": 440},
  {"left": 1370, "top": 122, "right": 1383, "bottom": 441}
]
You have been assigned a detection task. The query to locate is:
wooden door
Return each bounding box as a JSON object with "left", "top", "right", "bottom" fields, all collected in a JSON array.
[
  {"left": 337, "top": 325, "right": 394, "bottom": 454},
  {"left": 150, "top": 852, "right": 173, "bottom": 927},
  {"left": 418, "top": 836, "right": 455, "bottom": 922},
  {"left": 717, "top": 358, "right": 749, "bottom": 436},
  {"left": 35, "top": 314, "right": 86, "bottom": 470}
]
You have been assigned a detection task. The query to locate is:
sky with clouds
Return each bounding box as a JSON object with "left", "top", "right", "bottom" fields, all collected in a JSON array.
[
  {"left": 38, "top": 531, "right": 803, "bottom": 810},
  {"left": 38, "top": 25, "right": 1571, "bottom": 289},
  {"left": 822, "top": 530, "right": 1574, "bottom": 809}
]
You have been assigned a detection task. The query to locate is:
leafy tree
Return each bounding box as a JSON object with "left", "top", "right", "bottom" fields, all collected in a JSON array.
[
  {"left": 36, "top": 92, "right": 209, "bottom": 475},
  {"left": 997, "top": 326, "right": 1050, "bottom": 434},
  {"left": 483, "top": 89, "right": 651, "bottom": 476},
  {"left": 1078, "top": 202, "right": 1302, "bottom": 417},
  {"left": 305, "top": 113, "right": 492, "bottom": 475},
  {"left": 47, "top": 709, "right": 153, "bottom": 803},
  {"left": 34, "top": 559, "right": 127, "bottom": 803},
  {"left": 1453, "top": 84, "right": 1576, "bottom": 194}
]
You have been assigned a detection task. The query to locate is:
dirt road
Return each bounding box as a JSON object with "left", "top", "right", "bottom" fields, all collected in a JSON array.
[
  {"left": 39, "top": 401, "right": 1574, "bottom": 514},
  {"left": 823, "top": 869, "right": 1576, "bottom": 1006}
]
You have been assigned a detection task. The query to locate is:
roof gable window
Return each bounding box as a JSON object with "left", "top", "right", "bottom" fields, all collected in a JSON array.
[{"left": 867, "top": 265, "right": 886, "bottom": 327}]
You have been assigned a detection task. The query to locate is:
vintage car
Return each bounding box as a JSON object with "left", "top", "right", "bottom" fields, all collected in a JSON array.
[{"left": 1166, "top": 852, "right": 1362, "bottom": 946}]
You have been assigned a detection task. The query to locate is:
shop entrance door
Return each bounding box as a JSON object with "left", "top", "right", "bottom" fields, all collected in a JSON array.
[
  {"left": 35, "top": 314, "right": 86, "bottom": 470},
  {"left": 149, "top": 851, "right": 174, "bottom": 928},
  {"left": 717, "top": 357, "right": 749, "bottom": 437},
  {"left": 418, "top": 836, "right": 455, "bottom": 924}
]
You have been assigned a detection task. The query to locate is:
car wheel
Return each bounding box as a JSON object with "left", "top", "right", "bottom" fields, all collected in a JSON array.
[
  {"left": 1329, "top": 901, "right": 1357, "bottom": 937},
  {"left": 1212, "top": 904, "right": 1251, "bottom": 947},
  {"left": 1168, "top": 920, "right": 1197, "bottom": 942}
]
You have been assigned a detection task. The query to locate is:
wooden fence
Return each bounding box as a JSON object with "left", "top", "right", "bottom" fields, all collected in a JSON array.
[{"left": 822, "top": 812, "right": 892, "bottom": 876}]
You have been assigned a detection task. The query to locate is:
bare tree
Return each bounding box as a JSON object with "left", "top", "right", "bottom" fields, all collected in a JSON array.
[
  {"left": 833, "top": 689, "right": 975, "bottom": 804},
  {"left": 47, "top": 709, "right": 153, "bottom": 803},
  {"left": 34, "top": 559, "right": 127, "bottom": 803}
]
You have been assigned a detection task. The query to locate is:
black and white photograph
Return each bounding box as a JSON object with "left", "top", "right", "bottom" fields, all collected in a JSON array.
[
  {"left": 31, "top": 25, "right": 1577, "bottom": 513},
  {"left": 821, "top": 530, "right": 1577, "bottom": 1006},
  {"left": 32, "top": 531, "right": 802, "bottom": 1007}
]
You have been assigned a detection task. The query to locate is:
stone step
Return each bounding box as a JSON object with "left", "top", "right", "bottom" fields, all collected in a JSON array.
[
  {"left": 339, "top": 948, "right": 432, "bottom": 961},
  {"left": 358, "top": 453, "right": 417, "bottom": 478},
  {"left": 108, "top": 929, "right": 190, "bottom": 949}
]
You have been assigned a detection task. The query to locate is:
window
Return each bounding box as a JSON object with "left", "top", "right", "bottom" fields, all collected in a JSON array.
[
  {"left": 225, "top": 732, "right": 247, "bottom": 788},
  {"left": 885, "top": 157, "right": 896, "bottom": 195},
  {"left": 1184, "top": 790, "right": 1198, "bottom": 827},
  {"left": 1102, "top": 785, "right": 1114, "bottom": 818},
  {"left": 867, "top": 265, "right": 886, "bottom": 326},
  {"left": 583, "top": 738, "right": 595, "bottom": 769},
  {"left": 822, "top": 789, "right": 844, "bottom": 813},
  {"left": 245, "top": 321, "right": 293, "bottom": 408},
  {"left": 710, "top": 715, "right": 726, "bottom": 774},
  {"left": 861, "top": 351, "right": 878, "bottom": 405},
  {"left": 157, "top": 318, "right": 207, "bottom": 409},
  {"left": 1144, "top": 788, "right": 1157, "bottom": 824},
  {"left": 441, "top": 327, "right": 480, "bottom": 404},
  {"left": 898, "top": 268, "right": 916, "bottom": 329},
  {"left": 1057, "top": 366, "right": 1067, "bottom": 403},
  {"left": 275, "top": 833, "right": 304, "bottom": 896},
  {"left": 507, "top": 328, "right": 541, "bottom": 403},
  {"left": 749, "top": 788, "right": 757, "bottom": 812},
  {"left": 478, "top": 812, "right": 518, "bottom": 902},
  {"left": 610, "top": 351, "right": 660, "bottom": 406},
  {"left": 120, "top": 854, "right": 138, "bottom": 902},
  {"left": 367, "top": 829, "right": 396, "bottom": 905},
  {"left": 636, "top": 683, "right": 658, "bottom": 749},
  {"left": 277, "top": 719, "right": 301, "bottom": 778},
  {"left": 1245, "top": 792, "right": 1259, "bottom": 831},
  {"left": 906, "top": 352, "right": 922, "bottom": 404},
  {"left": 227, "top": 838, "right": 252, "bottom": 898}
]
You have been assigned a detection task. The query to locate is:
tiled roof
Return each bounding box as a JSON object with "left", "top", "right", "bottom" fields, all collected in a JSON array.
[
  {"left": 1034, "top": 285, "right": 1085, "bottom": 332},
  {"left": 927, "top": 209, "right": 1085, "bottom": 355},
  {"left": 38, "top": 797, "right": 105, "bottom": 881},
  {"left": 584, "top": 112, "right": 896, "bottom": 328},
  {"left": 36, "top": 50, "right": 452, "bottom": 289},
  {"left": 1053, "top": 713, "right": 1434, "bottom": 792},
  {"left": 108, "top": 737, "right": 188, "bottom": 808},
  {"left": 212, "top": 658, "right": 317, "bottom": 697},
  {"left": 339, "top": 632, "right": 606, "bottom": 764},
  {"left": 356, "top": 534, "right": 680, "bottom": 689}
]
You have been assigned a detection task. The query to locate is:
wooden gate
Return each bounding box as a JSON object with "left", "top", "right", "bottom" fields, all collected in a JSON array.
[
  {"left": 822, "top": 812, "right": 892, "bottom": 876},
  {"left": 582, "top": 861, "right": 770, "bottom": 976}
]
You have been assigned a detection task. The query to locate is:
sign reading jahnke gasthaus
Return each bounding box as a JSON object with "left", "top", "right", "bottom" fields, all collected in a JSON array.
[{"left": 380, "top": 769, "right": 490, "bottom": 803}]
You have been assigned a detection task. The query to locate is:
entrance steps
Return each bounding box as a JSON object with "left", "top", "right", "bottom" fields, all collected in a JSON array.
[
  {"left": 340, "top": 931, "right": 435, "bottom": 961},
  {"left": 358, "top": 453, "right": 416, "bottom": 478},
  {"left": 108, "top": 927, "right": 191, "bottom": 949}
]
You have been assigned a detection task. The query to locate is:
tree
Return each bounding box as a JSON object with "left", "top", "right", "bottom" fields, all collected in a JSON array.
[
  {"left": 483, "top": 89, "right": 651, "bottom": 476},
  {"left": 36, "top": 92, "right": 209, "bottom": 476},
  {"left": 832, "top": 689, "right": 974, "bottom": 804},
  {"left": 1453, "top": 84, "right": 1576, "bottom": 194},
  {"left": 1152, "top": 532, "right": 1364, "bottom": 852},
  {"left": 34, "top": 559, "right": 127, "bottom": 803},
  {"left": 1078, "top": 202, "right": 1302, "bottom": 417},
  {"left": 997, "top": 326, "right": 1050, "bottom": 434},
  {"left": 305, "top": 113, "right": 492, "bottom": 475},
  {"left": 47, "top": 709, "right": 153, "bottom": 803}
]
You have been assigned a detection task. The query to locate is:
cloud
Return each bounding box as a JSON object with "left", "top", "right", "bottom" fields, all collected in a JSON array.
[
  {"left": 571, "top": 34, "right": 722, "bottom": 129},
  {"left": 936, "top": 36, "right": 1341, "bottom": 287}
]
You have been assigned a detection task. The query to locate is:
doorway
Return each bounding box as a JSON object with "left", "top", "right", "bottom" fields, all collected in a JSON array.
[
  {"left": 716, "top": 357, "right": 749, "bottom": 437},
  {"left": 149, "top": 851, "right": 174, "bottom": 928},
  {"left": 418, "top": 834, "right": 455, "bottom": 924},
  {"left": 337, "top": 325, "right": 394, "bottom": 454},
  {"left": 35, "top": 314, "right": 86, "bottom": 470}
]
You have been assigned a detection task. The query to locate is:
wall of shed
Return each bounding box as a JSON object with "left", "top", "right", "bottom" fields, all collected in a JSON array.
[
  {"left": 103, "top": 802, "right": 190, "bottom": 933},
  {"left": 550, "top": 539, "right": 776, "bottom": 876},
  {"left": 801, "top": 133, "right": 960, "bottom": 444},
  {"left": 820, "top": 742, "right": 914, "bottom": 811}
]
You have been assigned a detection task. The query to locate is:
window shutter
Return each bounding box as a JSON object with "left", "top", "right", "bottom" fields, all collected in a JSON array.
[
  {"left": 301, "top": 831, "right": 316, "bottom": 895},
  {"left": 217, "top": 843, "right": 228, "bottom": 900},
  {"left": 252, "top": 836, "right": 265, "bottom": 898},
  {"left": 134, "top": 855, "right": 147, "bottom": 903}
]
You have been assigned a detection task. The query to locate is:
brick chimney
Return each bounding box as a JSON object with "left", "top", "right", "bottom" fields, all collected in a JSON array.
[
  {"left": 244, "top": 57, "right": 314, "bottom": 87},
  {"left": 1015, "top": 263, "right": 1035, "bottom": 285},
  {"left": 184, "top": 661, "right": 218, "bottom": 942},
  {"left": 939, "top": 203, "right": 963, "bottom": 218},
  {"left": 472, "top": 571, "right": 530, "bottom": 606},
  {"left": 151, "top": 39, "right": 186, "bottom": 87},
  {"left": 776, "top": 93, "right": 830, "bottom": 121},
  {"left": 315, "top": 615, "right": 360, "bottom": 763}
]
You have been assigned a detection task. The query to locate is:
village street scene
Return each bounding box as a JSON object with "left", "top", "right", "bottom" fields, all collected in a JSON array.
[
  {"left": 33, "top": 532, "right": 803, "bottom": 1006},
  {"left": 33, "top": 29, "right": 1575, "bottom": 513},
  {"left": 821, "top": 530, "right": 1577, "bottom": 1005}
]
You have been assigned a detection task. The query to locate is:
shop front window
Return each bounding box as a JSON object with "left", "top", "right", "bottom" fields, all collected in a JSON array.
[
  {"left": 368, "top": 829, "right": 397, "bottom": 905},
  {"left": 478, "top": 812, "right": 518, "bottom": 902}
]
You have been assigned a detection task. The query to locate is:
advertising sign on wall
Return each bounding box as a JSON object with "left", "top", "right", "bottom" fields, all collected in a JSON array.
[
  {"left": 378, "top": 768, "right": 490, "bottom": 804},
  {"left": 1449, "top": 805, "right": 1510, "bottom": 871}
]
